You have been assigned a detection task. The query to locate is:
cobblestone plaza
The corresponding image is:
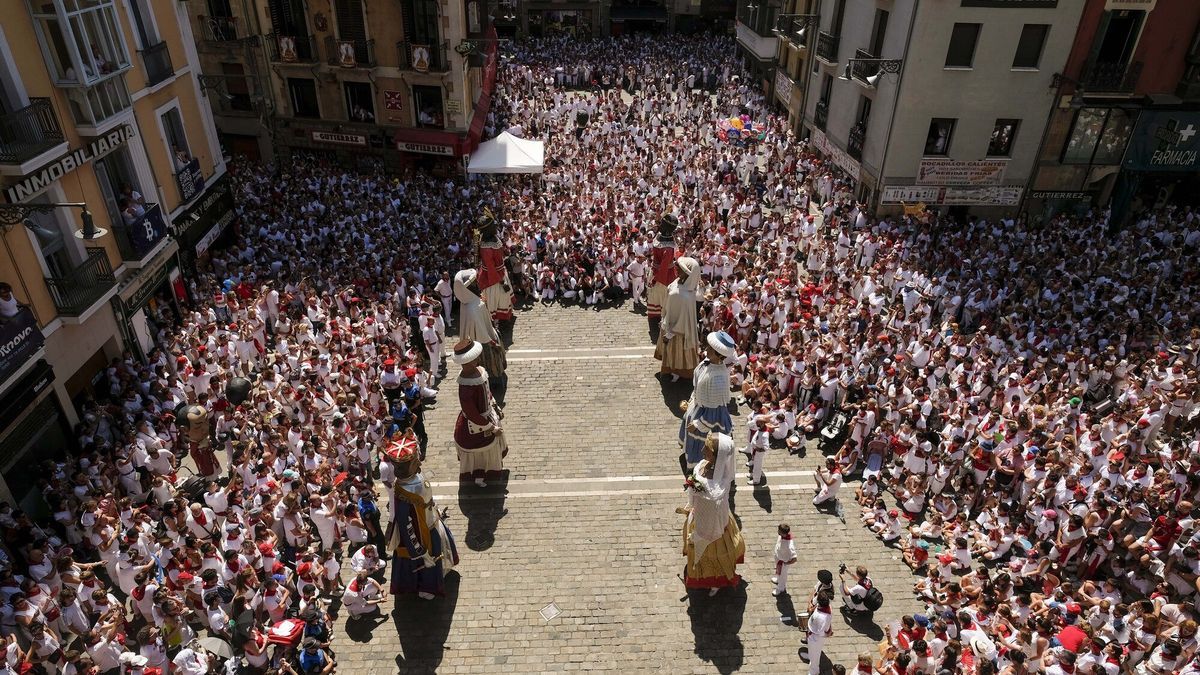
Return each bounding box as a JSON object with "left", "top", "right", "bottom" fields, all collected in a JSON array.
[{"left": 335, "top": 304, "right": 920, "bottom": 673}]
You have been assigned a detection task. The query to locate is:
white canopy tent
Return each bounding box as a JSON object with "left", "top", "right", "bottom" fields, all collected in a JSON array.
[{"left": 467, "top": 131, "right": 544, "bottom": 174}]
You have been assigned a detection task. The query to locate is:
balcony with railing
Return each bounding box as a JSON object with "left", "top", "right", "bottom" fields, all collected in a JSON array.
[
  {"left": 326, "top": 37, "right": 376, "bottom": 68},
  {"left": 816, "top": 31, "right": 839, "bottom": 63},
  {"left": 814, "top": 98, "right": 829, "bottom": 131},
  {"left": 112, "top": 203, "right": 167, "bottom": 262},
  {"left": 0, "top": 99, "right": 66, "bottom": 170},
  {"left": 851, "top": 48, "right": 880, "bottom": 84},
  {"left": 140, "top": 41, "right": 174, "bottom": 87},
  {"left": 1080, "top": 60, "right": 1142, "bottom": 95},
  {"left": 43, "top": 247, "right": 116, "bottom": 318},
  {"left": 397, "top": 42, "right": 450, "bottom": 72},
  {"left": 267, "top": 34, "right": 319, "bottom": 63},
  {"left": 847, "top": 123, "right": 865, "bottom": 160},
  {"left": 200, "top": 16, "right": 241, "bottom": 42}
]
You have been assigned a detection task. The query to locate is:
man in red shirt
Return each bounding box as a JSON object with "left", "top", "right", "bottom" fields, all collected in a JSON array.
[{"left": 1056, "top": 606, "right": 1088, "bottom": 653}]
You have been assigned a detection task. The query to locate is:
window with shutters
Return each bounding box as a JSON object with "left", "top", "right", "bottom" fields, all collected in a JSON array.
[
  {"left": 268, "top": 0, "right": 309, "bottom": 38},
  {"left": 402, "top": 0, "right": 440, "bottom": 46},
  {"left": 335, "top": 0, "right": 368, "bottom": 63}
]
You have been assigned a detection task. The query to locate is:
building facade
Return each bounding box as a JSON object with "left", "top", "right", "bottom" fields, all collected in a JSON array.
[
  {"left": 0, "top": 0, "right": 229, "bottom": 510},
  {"left": 188, "top": 0, "right": 500, "bottom": 168},
  {"left": 1025, "top": 0, "right": 1200, "bottom": 223},
  {"left": 803, "top": 0, "right": 1085, "bottom": 217}
]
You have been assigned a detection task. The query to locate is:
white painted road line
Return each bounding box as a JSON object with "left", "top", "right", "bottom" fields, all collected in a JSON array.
[{"left": 508, "top": 353, "right": 654, "bottom": 362}]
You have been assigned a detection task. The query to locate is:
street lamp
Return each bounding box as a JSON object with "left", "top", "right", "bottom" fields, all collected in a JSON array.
[
  {"left": 772, "top": 14, "right": 818, "bottom": 48},
  {"left": 0, "top": 202, "right": 105, "bottom": 240}
]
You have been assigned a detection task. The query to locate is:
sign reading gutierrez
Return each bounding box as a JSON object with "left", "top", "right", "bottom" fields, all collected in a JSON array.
[{"left": 6, "top": 126, "right": 136, "bottom": 203}]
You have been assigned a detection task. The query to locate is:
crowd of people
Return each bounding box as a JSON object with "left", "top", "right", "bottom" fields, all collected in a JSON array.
[
  {"left": 2, "top": 29, "right": 1199, "bottom": 675},
  {"left": 495, "top": 31, "right": 1200, "bottom": 675}
]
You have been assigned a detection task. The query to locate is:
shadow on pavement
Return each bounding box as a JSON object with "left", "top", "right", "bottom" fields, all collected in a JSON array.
[
  {"left": 457, "top": 473, "right": 510, "bottom": 551},
  {"left": 686, "top": 580, "right": 747, "bottom": 675},
  {"left": 839, "top": 606, "right": 885, "bottom": 641},
  {"left": 775, "top": 593, "right": 801, "bottom": 631},
  {"left": 658, "top": 376, "right": 692, "bottom": 420},
  {"left": 392, "top": 570, "right": 461, "bottom": 672},
  {"left": 343, "top": 610, "right": 389, "bottom": 642},
  {"left": 752, "top": 483, "right": 772, "bottom": 513}
]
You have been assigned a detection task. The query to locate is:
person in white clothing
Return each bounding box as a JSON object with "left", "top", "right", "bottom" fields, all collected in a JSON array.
[
  {"left": 422, "top": 317, "right": 443, "bottom": 384},
  {"left": 340, "top": 570, "right": 383, "bottom": 619},
  {"left": 627, "top": 255, "right": 647, "bottom": 308},
  {"left": 813, "top": 458, "right": 842, "bottom": 506},
  {"left": 434, "top": 271, "right": 454, "bottom": 326},
  {"left": 744, "top": 418, "right": 769, "bottom": 486},
  {"left": 773, "top": 523, "right": 797, "bottom": 596},
  {"left": 805, "top": 592, "right": 834, "bottom": 674}
]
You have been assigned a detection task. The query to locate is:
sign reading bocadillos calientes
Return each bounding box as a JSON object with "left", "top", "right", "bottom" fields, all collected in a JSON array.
[{"left": 5, "top": 125, "right": 136, "bottom": 203}]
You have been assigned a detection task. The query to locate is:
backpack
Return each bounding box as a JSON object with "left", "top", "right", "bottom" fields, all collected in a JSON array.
[{"left": 862, "top": 585, "right": 884, "bottom": 612}]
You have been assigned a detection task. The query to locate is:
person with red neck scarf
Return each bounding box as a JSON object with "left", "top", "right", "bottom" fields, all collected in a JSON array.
[
  {"left": 804, "top": 592, "right": 834, "bottom": 674},
  {"left": 341, "top": 569, "right": 384, "bottom": 620}
]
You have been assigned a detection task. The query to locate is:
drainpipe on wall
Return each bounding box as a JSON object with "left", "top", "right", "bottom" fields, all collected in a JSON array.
[{"left": 871, "top": 0, "right": 917, "bottom": 215}]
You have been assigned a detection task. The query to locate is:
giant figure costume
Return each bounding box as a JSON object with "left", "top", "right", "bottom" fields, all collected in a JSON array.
[{"left": 386, "top": 435, "right": 459, "bottom": 599}]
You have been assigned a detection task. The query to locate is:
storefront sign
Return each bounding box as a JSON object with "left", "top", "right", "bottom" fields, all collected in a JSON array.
[
  {"left": 917, "top": 158, "right": 1007, "bottom": 186},
  {"left": 1105, "top": 0, "right": 1155, "bottom": 9},
  {"left": 1123, "top": 111, "right": 1200, "bottom": 172},
  {"left": 310, "top": 131, "right": 367, "bottom": 146},
  {"left": 176, "top": 157, "right": 204, "bottom": 203},
  {"left": 882, "top": 185, "right": 1023, "bottom": 206},
  {"left": 174, "top": 173, "right": 236, "bottom": 257},
  {"left": 774, "top": 70, "right": 795, "bottom": 106},
  {"left": 396, "top": 141, "right": 456, "bottom": 156},
  {"left": 6, "top": 125, "right": 135, "bottom": 203},
  {"left": 881, "top": 186, "right": 943, "bottom": 204},
  {"left": 961, "top": 0, "right": 1057, "bottom": 7},
  {"left": 0, "top": 309, "right": 44, "bottom": 386},
  {"left": 1029, "top": 191, "right": 1091, "bottom": 200},
  {"left": 118, "top": 239, "right": 178, "bottom": 311},
  {"left": 941, "top": 186, "right": 1023, "bottom": 206},
  {"left": 809, "top": 129, "right": 861, "bottom": 182}
]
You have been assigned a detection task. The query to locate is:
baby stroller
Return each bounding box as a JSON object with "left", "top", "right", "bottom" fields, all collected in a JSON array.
[{"left": 819, "top": 410, "right": 850, "bottom": 454}]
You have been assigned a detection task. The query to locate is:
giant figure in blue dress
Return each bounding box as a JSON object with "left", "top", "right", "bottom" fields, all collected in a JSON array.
[{"left": 385, "top": 435, "right": 459, "bottom": 600}]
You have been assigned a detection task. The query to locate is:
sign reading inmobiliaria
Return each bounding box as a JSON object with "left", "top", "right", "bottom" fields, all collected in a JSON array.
[{"left": 6, "top": 126, "right": 135, "bottom": 203}]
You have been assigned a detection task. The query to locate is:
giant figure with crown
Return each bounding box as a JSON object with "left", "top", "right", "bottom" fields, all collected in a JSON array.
[{"left": 384, "top": 434, "right": 459, "bottom": 600}]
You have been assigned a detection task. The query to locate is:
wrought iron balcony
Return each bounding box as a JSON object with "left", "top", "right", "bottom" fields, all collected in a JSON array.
[
  {"left": 140, "top": 41, "right": 174, "bottom": 87},
  {"left": 43, "top": 247, "right": 115, "bottom": 317},
  {"left": 816, "top": 31, "right": 839, "bottom": 63},
  {"left": 814, "top": 98, "right": 829, "bottom": 131},
  {"left": 852, "top": 48, "right": 880, "bottom": 83},
  {"left": 847, "top": 123, "right": 865, "bottom": 160},
  {"left": 326, "top": 37, "right": 376, "bottom": 67},
  {"left": 1080, "top": 60, "right": 1142, "bottom": 94},
  {"left": 0, "top": 98, "right": 65, "bottom": 166},
  {"left": 200, "top": 15, "right": 241, "bottom": 42},
  {"left": 267, "top": 34, "right": 319, "bottom": 63},
  {"left": 397, "top": 41, "right": 450, "bottom": 73}
]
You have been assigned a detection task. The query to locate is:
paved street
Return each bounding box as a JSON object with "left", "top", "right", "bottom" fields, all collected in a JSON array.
[{"left": 337, "top": 303, "right": 920, "bottom": 674}]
